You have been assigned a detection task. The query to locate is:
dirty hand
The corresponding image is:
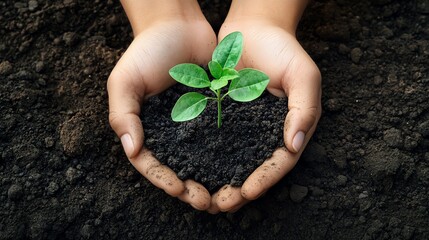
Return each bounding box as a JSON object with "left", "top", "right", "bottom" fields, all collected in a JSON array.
[
  {"left": 208, "top": 0, "right": 321, "bottom": 213},
  {"left": 108, "top": 0, "right": 217, "bottom": 211}
]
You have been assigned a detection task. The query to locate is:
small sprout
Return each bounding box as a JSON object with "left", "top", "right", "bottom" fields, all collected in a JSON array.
[{"left": 169, "top": 31, "right": 270, "bottom": 128}]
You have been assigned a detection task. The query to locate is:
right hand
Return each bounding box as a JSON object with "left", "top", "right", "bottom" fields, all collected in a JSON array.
[
  {"left": 207, "top": 6, "right": 322, "bottom": 213},
  {"left": 107, "top": 19, "right": 216, "bottom": 210}
]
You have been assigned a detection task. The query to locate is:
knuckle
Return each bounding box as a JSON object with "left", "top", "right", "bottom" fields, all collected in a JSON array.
[{"left": 108, "top": 111, "right": 120, "bottom": 128}]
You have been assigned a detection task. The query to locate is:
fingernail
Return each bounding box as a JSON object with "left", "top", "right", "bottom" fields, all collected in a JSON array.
[
  {"left": 120, "top": 133, "right": 134, "bottom": 158},
  {"left": 292, "top": 131, "right": 305, "bottom": 152}
]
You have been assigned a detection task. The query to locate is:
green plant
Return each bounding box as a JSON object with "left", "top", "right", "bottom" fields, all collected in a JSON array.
[{"left": 169, "top": 31, "right": 269, "bottom": 128}]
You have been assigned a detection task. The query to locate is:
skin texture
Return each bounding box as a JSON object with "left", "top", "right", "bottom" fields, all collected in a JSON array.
[{"left": 107, "top": 0, "right": 321, "bottom": 212}]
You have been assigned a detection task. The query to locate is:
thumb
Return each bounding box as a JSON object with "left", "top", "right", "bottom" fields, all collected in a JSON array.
[
  {"left": 283, "top": 65, "right": 322, "bottom": 153},
  {"left": 107, "top": 68, "right": 145, "bottom": 158}
]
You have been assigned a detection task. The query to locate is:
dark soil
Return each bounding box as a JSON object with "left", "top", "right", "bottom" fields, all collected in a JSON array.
[
  {"left": 142, "top": 85, "right": 286, "bottom": 192},
  {"left": 1, "top": 0, "right": 429, "bottom": 239}
]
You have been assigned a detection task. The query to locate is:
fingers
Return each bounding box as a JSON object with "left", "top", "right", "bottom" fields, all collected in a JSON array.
[
  {"left": 130, "top": 148, "right": 212, "bottom": 211},
  {"left": 129, "top": 147, "right": 213, "bottom": 211},
  {"left": 242, "top": 109, "right": 319, "bottom": 201},
  {"left": 129, "top": 148, "right": 185, "bottom": 197},
  {"left": 178, "top": 180, "right": 211, "bottom": 211},
  {"left": 210, "top": 185, "right": 250, "bottom": 213},
  {"left": 108, "top": 67, "right": 145, "bottom": 159},
  {"left": 282, "top": 60, "right": 322, "bottom": 153},
  {"left": 241, "top": 148, "right": 293, "bottom": 200},
  {"left": 212, "top": 135, "right": 316, "bottom": 206},
  {"left": 207, "top": 193, "right": 221, "bottom": 214}
]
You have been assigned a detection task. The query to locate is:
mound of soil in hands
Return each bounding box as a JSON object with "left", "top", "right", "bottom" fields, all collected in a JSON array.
[{"left": 142, "top": 85, "right": 287, "bottom": 192}]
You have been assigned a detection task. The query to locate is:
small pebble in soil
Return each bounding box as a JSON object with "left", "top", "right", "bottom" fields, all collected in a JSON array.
[
  {"left": 62, "top": 32, "right": 79, "bottom": 46},
  {"left": 8, "top": 184, "right": 24, "bottom": 201},
  {"left": 0, "top": 61, "right": 13, "bottom": 75},
  {"left": 359, "top": 199, "right": 372, "bottom": 213},
  {"left": 65, "top": 167, "right": 82, "bottom": 184},
  {"left": 350, "top": 48, "right": 363, "bottom": 63},
  {"left": 47, "top": 181, "right": 60, "bottom": 195},
  {"left": 35, "top": 61, "right": 44, "bottom": 73},
  {"left": 324, "top": 98, "right": 342, "bottom": 112},
  {"left": 44, "top": 137, "right": 55, "bottom": 148},
  {"left": 289, "top": 184, "right": 308, "bottom": 203},
  {"left": 358, "top": 191, "right": 369, "bottom": 199},
  {"left": 13, "top": 144, "right": 40, "bottom": 162},
  {"left": 364, "top": 148, "right": 403, "bottom": 181},
  {"left": 383, "top": 128, "right": 403, "bottom": 148},
  {"left": 28, "top": 0, "right": 38, "bottom": 11},
  {"left": 80, "top": 224, "right": 94, "bottom": 239},
  {"left": 336, "top": 175, "right": 348, "bottom": 186}
]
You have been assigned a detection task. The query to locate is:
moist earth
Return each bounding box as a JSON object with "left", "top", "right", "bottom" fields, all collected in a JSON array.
[
  {"left": 142, "top": 85, "right": 286, "bottom": 193},
  {"left": 1, "top": 0, "right": 429, "bottom": 239}
]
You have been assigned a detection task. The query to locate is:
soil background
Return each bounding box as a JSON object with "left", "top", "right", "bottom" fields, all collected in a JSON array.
[{"left": 1, "top": 0, "right": 428, "bottom": 239}]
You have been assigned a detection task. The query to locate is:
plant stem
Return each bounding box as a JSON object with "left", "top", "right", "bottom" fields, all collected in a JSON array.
[{"left": 217, "top": 90, "right": 222, "bottom": 128}]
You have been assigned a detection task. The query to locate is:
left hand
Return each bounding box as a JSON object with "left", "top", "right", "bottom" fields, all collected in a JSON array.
[
  {"left": 208, "top": 19, "right": 322, "bottom": 213},
  {"left": 108, "top": 16, "right": 217, "bottom": 211}
]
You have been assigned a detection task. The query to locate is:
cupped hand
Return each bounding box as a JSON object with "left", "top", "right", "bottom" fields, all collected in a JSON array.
[
  {"left": 208, "top": 20, "right": 322, "bottom": 213},
  {"left": 107, "top": 19, "right": 217, "bottom": 210}
]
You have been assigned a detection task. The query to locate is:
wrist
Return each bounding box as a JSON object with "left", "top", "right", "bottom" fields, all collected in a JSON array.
[
  {"left": 225, "top": 0, "right": 309, "bottom": 34},
  {"left": 120, "top": 0, "right": 205, "bottom": 36}
]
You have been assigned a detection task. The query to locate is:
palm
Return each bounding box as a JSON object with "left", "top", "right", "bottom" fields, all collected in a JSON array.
[
  {"left": 219, "top": 23, "right": 319, "bottom": 98},
  {"left": 111, "top": 20, "right": 216, "bottom": 100}
]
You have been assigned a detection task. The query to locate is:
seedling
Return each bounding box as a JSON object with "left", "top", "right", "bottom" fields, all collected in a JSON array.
[{"left": 169, "top": 31, "right": 269, "bottom": 128}]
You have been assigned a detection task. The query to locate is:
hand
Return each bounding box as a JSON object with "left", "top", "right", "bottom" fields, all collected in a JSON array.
[
  {"left": 107, "top": 10, "right": 217, "bottom": 210},
  {"left": 208, "top": 16, "right": 322, "bottom": 213}
]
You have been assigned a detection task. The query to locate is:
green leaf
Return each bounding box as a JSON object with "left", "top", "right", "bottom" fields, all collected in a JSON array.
[
  {"left": 228, "top": 68, "right": 270, "bottom": 102},
  {"left": 169, "top": 63, "right": 210, "bottom": 88},
  {"left": 219, "top": 67, "right": 239, "bottom": 82},
  {"left": 171, "top": 92, "right": 208, "bottom": 122},
  {"left": 212, "top": 31, "right": 243, "bottom": 69},
  {"left": 219, "top": 74, "right": 239, "bottom": 82},
  {"left": 208, "top": 61, "right": 222, "bottom": 79},
  {"left": 222, "top": 68, "right": 239, "bottom": 77},
  {"left": 210, "top": 78, "right": 228, "bottom": 90}
]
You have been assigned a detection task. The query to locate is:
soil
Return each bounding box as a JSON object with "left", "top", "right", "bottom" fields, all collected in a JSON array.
[
  {"left": 142, "top": 86, "right": 287, "bottom": 193},
  {"left": 1, "top": 0, "right": 429, "bottom": 239}
]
